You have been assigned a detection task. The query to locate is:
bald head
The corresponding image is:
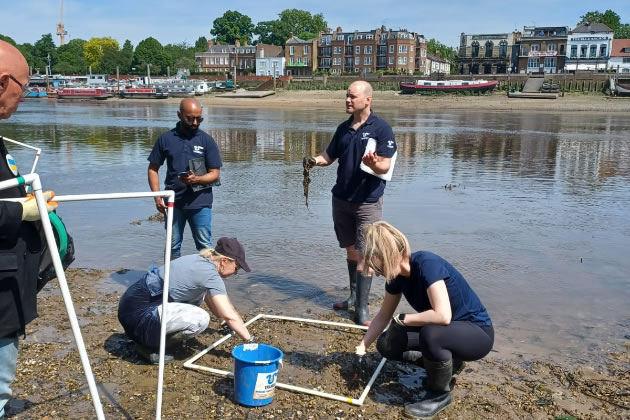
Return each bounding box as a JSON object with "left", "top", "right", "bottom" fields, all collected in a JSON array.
[
  {"left": 0, "top": 40, "right": 29, "bottom": 119},
  {"left": 180, "top": 97, "right": 202, "bottom": 113},
  {"left": 349, "top": 80, "right": 373, "bottom": 98}
]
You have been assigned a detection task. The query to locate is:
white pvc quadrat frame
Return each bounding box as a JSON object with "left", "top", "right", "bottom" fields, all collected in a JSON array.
[
  {"left": 184, "top": 314, "right": 388, "bottom": 406},
  {"left": 1, "top": 136, "right": 42, "bottom": 192},
  {"left": 0, "top": 173, "right": 176, "bottom": 420}
]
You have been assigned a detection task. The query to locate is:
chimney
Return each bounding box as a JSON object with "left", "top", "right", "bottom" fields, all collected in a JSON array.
[
  {"left": 336, "top": 26, "right": 343, "bottom": 33},
  {"left": 207, "top": 39, "right": 214, "bottom": 50},
  {"left": 216, "top": 41, "right": 221, "bottom": 46},
  {"left": 289, "top": 32, "right": 294, "bottom": 38},
  {"left": 259, "top": 47, "right": 265, "bottom": 58},
  {"left": 243, "top": 39, "right": 248, "bottom": 46},
  {"left": 235, "top": 39, "right": 240, "bottom": 47}
]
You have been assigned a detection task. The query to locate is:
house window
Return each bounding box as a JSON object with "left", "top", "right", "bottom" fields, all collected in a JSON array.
[
  {"left": 590, "top": 44, "right": 597, "bottom": 57},
  {"left": 208, "top": 57, "right": 213, "bottom": 65},
  {"left": 389, "top": 56, "right": 394, "bottom": 64},
  {"left": 334, "top": 47, "right": 342, "bottom": 54},
  {"left": 355, "top": 68, "right": 359, "bottom": 73},
  {"left": 547, "top": 43, "right": 556, "bottom": 51},
  {"left": 355, "top": 46, "right": 360, "bottom": 54},
  {"left": 485, "top": 41, "right": 493, "bottom": 57},
  {"left": 290, "top": 57, "right": 294, "bottom": 63},
  {"left": 530, "top": 44, "right": 539, "bottom": 52},
  {"left": 297, "top": 57, "right": 302, "bottom": 63},
  {"left": 347, "top": 36, "right": 353, "bottom": 45},
  {"left": 321, "top": 58, "right": 331, "bottom": 67},
  {"left": 366, "top": 34, "right": 374, "bottom": 40},
  {"left": 332, "top": 68, "right": 339, "bottom": 73},
  {"left": 527, "top": 58, "right": 539, "bottom": 68},
  {"left": 333, "top": 57, "right": 341, "bottom": 65},
  {"left": 355, "top": 57, "right": 360, "bottom": 65},
  {"left": 600, "top": 44, "right": 607, "bottom": 57},
  {"left": 219, "top": 57, "right": 224, "bottom": 64},
  {"left": 336, "top": 35, "right": 344, "bottom": 41},
  {"left": 364, "top": 46, "right": 372, "bottom": 54},
  {"left": 398, "top": 56, "right": 407, "bottom": 64},
  {"left": 290, "top": 46, "right": 294, "bottom": 55},
  {"left": 571, "top": 45, "right": 577, "bottom": 58},
  {"left": 544, "top": 57, "right": 556, "bottom": 68},
  {"left": 398, "top": 45, "right": 408, "bottom": 53},
  {"left": 304, "top": 45, "right": 309, "bottom": 54},
  {"left": 364, "top": 56, "right": 372, "bottom": 65},
  {"left": 499, "top": 40, "right": 508, "bottom": 57},
  {"left": 471, "top": 41, "right": 479, "bottom": 57},
  {"left": 579, "top": 45, "right": 587, "bottom": 57},
  {"left": 364, "top": 67, "right": 372, "bottom": 72},
  {"left": 389, "top": 45, "right": 394, "bottom": 53},
  {"left": 623, "top": 57, "right": 630, "bottom": 63},
  {"left": 357, "top": 35, "right": 363, "bottom": 40}
]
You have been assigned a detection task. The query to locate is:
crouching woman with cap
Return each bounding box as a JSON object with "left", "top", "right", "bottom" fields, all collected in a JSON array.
[
  {"left": 118, "top": 237, "right": 253, "bottom": 364},
  {"left": 354, "top": 222, "right": 494, "bottom": 419}
]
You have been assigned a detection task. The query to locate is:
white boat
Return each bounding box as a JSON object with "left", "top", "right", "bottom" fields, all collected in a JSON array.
[{"left": 400, "top": 79, "right": 498, "bottom": 94}]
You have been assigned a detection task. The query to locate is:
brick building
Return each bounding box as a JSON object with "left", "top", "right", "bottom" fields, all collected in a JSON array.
[
  {"left": 195, "top": 40, "right": 282, "bottom": 75},
  {"left": 317, "top": 26, "right": 422, "bottom": 75},
  {"left": 285, "top": 34, "right": 318, "bottom": 76},
  {"left": 517, "top": 26, "right": 568, "bottom": 74}
]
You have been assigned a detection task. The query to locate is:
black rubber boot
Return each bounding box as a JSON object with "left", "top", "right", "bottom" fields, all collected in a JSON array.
[
  {"left": 404, "top": 359, "right": 452, "bottom": 419},
  {"left": 353, "top": 272, "right": 372, "bottom": 326},
  {"left": 403, "top": 356, "right": 465, "bottom": 375},
  {"left": 135, "top": 343, "right": 174, "bottom": 365},
  {"left": 333, "top": 260, "right": 357, "bottom": 310}
]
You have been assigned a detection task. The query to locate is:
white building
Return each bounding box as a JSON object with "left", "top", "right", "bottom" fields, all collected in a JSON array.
[
  {"left": 608, "top": 39, "right": 630, "bottom": 73},
  {"left": 426, "top": 54, "right": 451, "bottom": 75},
  {"left": 565, "top": 22, "right": 613, "bottom": 72},
  {"left": 255, "top": 48, "right": 285, "bottom": 78}
]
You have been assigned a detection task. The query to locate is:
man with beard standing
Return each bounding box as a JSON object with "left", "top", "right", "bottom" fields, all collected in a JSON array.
[{"left": 148, "top": 98, "right": 222, "bottom": 258}]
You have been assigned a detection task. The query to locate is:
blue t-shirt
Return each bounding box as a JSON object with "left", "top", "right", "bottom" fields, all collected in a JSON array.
[
  {"left": 385, "top": 251, "right": 492, "bottom": 327},
  {"left": 325, "top": 112, "right": 397, "bottom": 203},
  {"left": 148, "top": 123, "right": 222, "bottom": 209}
]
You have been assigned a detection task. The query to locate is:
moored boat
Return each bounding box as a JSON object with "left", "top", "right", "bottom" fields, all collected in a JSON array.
[
  {"left": 56, "top": 88, "right": 109, "bottom": 100},
  {"left": 119, "top": 87, "right": 169, "bottom": 99},
  {"left": 400, "top": 79, "right": 498, "bottom": 94},
  {"left": 26, "top": 87, "right": 48, "bottom": 98},
  {"left": 165, "top": 85, "right": 195, "bottom": 98}
]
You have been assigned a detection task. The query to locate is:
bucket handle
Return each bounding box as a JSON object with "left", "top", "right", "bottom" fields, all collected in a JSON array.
[{"left": 254, "top": 358, "right": 283, "bottom": 368}]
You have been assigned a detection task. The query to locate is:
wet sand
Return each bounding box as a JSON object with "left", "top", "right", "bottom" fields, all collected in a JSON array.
[
  {"left": 113, "top": 90, "right": 630, "bottom": 113},
  {"left": 7, "top": 269, "right": 629, "bottom": 419}
]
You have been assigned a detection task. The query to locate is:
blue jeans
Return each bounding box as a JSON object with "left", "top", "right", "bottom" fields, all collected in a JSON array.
[
  {"left": 169, "top": 207, "right": 212, "bottom": 258},
  {"left": 0, "top": 337, "right": 18, "bottom": 418}
]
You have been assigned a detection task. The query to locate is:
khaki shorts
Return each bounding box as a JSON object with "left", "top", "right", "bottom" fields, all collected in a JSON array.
[{"left": 332, "top": 196, "right": 383, "bottom": 250}]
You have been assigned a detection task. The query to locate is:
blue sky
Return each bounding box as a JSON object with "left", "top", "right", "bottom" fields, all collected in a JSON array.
[{"left": 3, "top": 0, "right": 629, "bottom": 48}]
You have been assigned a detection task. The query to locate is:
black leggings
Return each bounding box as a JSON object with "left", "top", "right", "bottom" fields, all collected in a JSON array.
[{"left": 376, "top": 321, "right": 494, "bottom": 362}]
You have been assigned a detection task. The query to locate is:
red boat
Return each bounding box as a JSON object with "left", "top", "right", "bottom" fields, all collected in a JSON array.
[
  {"left": 400, "top": 79, "right": 498, "bottom": 94},
  {"left": 56, "top": 88, "right": 110, "bottom": 100}
]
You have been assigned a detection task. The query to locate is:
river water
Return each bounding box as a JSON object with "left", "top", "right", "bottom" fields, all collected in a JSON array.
[{"left": 2, "top": 99, "right": 629, "bottom": 366}]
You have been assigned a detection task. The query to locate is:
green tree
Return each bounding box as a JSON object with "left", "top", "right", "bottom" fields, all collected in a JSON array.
[
  {"left": 84, "top": 37, "right": 119, "bottom": 70},
  {"left": 615, "top": 23, "right": 630, "bottom": 38},
  {"left": 32, "top": 34, "right": 57, "bottom": 73},
  {"left": 254, "top": 9, "right": 327, "bottom": 46},
  {"left": 134, "top": 37, "right": 173, "bottom": 74},
  {"left": 175, "top": 56, "right": 198, "bottom": 73},
  {"left": 427, "top": 38, "right": 457, "bottom": 74},
  {"left": 55, "top": 38, "right": 87, "bottom": 74},
  {"left": 210, "top": 10, "right": 254, "bottom": 44},
  {"left": 16, "top": 43, "right": 35, "bottom": 69},
  {"left": 195, "top": 36, "right": 208, "bottom": 51},
  {"left": 0, "top": 34, "right": 17, "bottom": 46},
  {"left": 579, "top": 10, "right": 621, "bottom": 30},
  {"left": 119, "top": 40, "right": 134, "bottom": 73}
]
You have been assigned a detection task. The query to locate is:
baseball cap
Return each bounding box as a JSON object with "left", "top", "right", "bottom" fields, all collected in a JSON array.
[{"left": 215, "top": 237, "right": 251, "bottom": 272}]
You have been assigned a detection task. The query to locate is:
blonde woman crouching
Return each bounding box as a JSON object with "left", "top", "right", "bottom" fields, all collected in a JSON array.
[
  {"left": 355, "top": 221, "right": 494, "bottom": 419},
  {"left": 118, "top": 237, "right": 253, "bottom": 364}
]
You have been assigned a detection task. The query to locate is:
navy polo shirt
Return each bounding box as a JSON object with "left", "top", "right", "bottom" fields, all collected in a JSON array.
[
  {"left": 148, "top": 122, "right": 222, "bottom": 209},
  {"left": 385, "top": 251, "right": 492, "bottom": 328},
  {"left": 325, "top": 112, "right": 396, "bottom": 203}
]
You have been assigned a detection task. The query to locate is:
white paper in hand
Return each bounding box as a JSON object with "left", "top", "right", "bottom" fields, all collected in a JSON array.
[{"left": 360, "top": 138, "right": 397, "bottom": 181}]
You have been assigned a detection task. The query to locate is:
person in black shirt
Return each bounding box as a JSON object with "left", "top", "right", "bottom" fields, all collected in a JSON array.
[{"left": 355, "top": 221, "right": 494, "bottom": 419}]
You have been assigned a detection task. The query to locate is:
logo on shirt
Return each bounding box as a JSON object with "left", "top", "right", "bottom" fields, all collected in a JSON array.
[
  {"left": 5, "top": 153, "right": 18, "bottom": 176},
  {"left": 361, "top": 132, "right": 370, "bottom": 139},
  {"left": 387, "top": 140, "right": 395, "bottom": 149},
  {"left": 193, "top": 145, "right": 205, "bottom": 154}
]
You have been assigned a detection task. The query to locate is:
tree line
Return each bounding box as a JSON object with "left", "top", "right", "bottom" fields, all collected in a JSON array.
[{"left": 0, "top": 8, "right": 625, "bottom": 77}]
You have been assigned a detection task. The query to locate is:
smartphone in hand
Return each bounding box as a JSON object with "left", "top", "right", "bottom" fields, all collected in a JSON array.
[{"left": 178, "top": 171, "right": 190, "bottom": 178}]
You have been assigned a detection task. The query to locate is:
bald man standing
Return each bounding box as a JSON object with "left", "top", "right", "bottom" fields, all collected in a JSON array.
[
  {"left": 148, "top": 98, "right": 222, "bottom": 258},
  {"left": 0, "top": 40, "right": 57, "bottom": 418},
  {"left": 306, "top": 81, "right": 397, "bottom": 326}
]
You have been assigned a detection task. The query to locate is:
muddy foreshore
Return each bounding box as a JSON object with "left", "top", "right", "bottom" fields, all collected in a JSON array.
[{"left": 5, "top": 268, "right": 629, "bottom": 419}]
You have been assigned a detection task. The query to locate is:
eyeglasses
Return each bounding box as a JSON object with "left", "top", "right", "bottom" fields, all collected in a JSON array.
[
  {"left": 183, "top": 115, "right": 204, "bottom": 124},
  {"left": 9, "top": 74, "right": 31, "bottom": 98}
]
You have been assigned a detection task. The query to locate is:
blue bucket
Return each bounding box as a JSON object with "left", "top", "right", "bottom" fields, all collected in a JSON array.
[{"left": 232, "top": 343, "right": 283, "bottom": 406}]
